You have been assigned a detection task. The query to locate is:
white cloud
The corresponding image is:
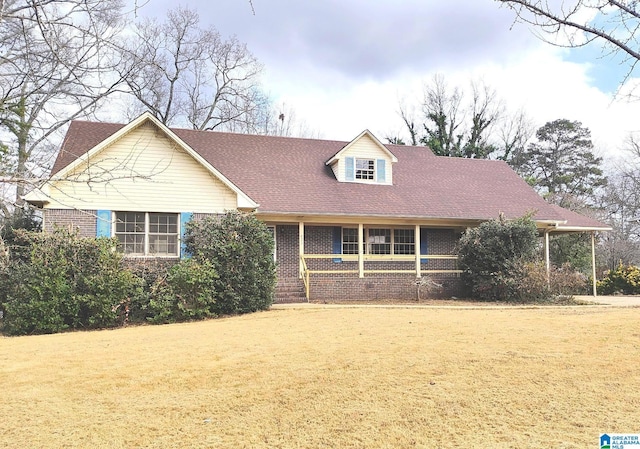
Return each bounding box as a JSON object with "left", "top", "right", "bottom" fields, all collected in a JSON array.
[
  {"left": 134, "top": 0, "right": 640, "bottom": 160},
  {"left": 270, "top": 44, "right": 640, "bottom": 161}
]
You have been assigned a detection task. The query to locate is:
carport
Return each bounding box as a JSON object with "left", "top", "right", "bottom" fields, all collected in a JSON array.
[{"left": 539, "top": 205, "right": 612, "bottom": 296}]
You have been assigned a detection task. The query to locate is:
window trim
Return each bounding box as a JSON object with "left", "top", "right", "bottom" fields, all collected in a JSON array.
[{"left": 113, "top": 211, "right": 180, "bottom": 258}]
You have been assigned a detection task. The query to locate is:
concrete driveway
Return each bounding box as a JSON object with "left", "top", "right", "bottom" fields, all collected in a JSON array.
[
  {"left": 273, "top": 296, "right": 640, "bottom": 309},
  {"left": 575, "top": 295, "right": 640, "bottom": 306}
]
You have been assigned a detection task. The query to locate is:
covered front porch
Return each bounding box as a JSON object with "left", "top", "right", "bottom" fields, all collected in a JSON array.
[
  {"left": 263, "top": 215, "right": 469, "bottom": 302},
  {"left": 264, "top": 212, "right": 611, "bottom": 303}
]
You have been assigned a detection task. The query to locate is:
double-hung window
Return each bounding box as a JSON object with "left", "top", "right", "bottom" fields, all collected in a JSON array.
[
  {"left": 355, "top": 158, "right": 375, "bottom": 180},
  {"left": 115, "top": 212, "right": 179, "bottom": 256},
  {"left": 342, "top": 228, "right": 359, "bottom": 255},
  {"left": 393, "top": 229, "right": 415, "bottom": 255}
]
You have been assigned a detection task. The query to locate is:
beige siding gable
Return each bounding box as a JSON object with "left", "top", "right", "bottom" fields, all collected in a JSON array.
[{"left": 45, "top": 122, "right": 238, "bottom": 213}]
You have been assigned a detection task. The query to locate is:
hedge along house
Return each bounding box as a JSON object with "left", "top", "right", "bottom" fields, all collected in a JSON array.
[{"left": 25, "top": 112, "right": 610, "bottom": 302}]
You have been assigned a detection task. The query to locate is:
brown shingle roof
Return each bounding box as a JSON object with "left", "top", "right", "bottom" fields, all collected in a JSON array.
[
  {"left": 49, "top": 119, "right": 607, "bottom": 227},
  {"left": 548, "top": 204, "right": 611, "bottom": 230}
]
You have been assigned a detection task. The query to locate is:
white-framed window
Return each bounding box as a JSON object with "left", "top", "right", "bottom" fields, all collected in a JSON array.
[
  {"left": 342, "top": 228, "right": 359, "bottom": 255},
  {"left": 114, "top": 212, "right": 179, "bottom": 256},
  {"left": 344, "top": 156, "right": 387, "bottom": 184},
  {"left": 341, "top": 227, "right": 415, "bottom": 255},
  {"left": 394, "top": 228, "right": 415, "bottom": 255},
  {"left": 355, "top": 158, "right": 375, "bottom": 180}
]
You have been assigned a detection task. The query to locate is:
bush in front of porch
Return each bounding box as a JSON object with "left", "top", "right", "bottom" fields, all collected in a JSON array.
[
  {"left": 184, "top": 211, "right": 276, "bottom": 314},
  {"left": 457, "top": 215, "right": 587, "bottom": 302}
]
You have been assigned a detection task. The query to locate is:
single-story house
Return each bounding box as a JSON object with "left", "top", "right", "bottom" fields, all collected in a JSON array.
[{"left": 25, "top": 112, "right": 610, "bottom": 301}]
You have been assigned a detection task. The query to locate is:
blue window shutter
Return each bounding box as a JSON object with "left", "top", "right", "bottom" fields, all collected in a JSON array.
[
  {"left": 96, "top": 210, "right": 111, "bottom": 237},
  {"left": 332, "top": 226, "right": 342, "bottom": 263},
  {"left": 377, "top": 159, "right": 386, "bottom": 183},
  {"left": 345, "top": 157, "right": 354, "bottom": 181},
  {"left": 180, "top": 212, "right": 193, "bottom": 258},
  {"left": 420, "top": 228, "right": 428, "bottom": 264}
]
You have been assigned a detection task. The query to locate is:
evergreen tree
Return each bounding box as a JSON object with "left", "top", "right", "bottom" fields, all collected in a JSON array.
[{"left": 512, "top": 119, "right": 606, "bottom": 207}]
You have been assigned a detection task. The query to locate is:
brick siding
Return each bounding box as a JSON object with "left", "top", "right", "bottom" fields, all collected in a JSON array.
[
  {"left": 45, "top": 209, "right": 98, "bottom": 237},
  {"left": 275, "top": 225, "right": 299, "bottom": 278},
  {"left": 308, "top": 273, "right": 462, "bottom": 300}
]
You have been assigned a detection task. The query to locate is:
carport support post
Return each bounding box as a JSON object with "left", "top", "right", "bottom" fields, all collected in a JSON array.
[
  {"left": 543, "top": 230, "right": 550, "bottom": 283},
  {"left": 591, "top": 231, "right": 597, "bottom": 297}
]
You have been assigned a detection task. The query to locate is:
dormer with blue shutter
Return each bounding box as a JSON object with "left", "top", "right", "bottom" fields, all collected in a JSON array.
[{"left": 325, "top": 130, "right": 397, "bottom": 185}]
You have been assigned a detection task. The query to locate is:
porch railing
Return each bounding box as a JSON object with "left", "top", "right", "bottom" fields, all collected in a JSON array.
[{"left": 299, "top": 254, "right": 462, "bottom": 300}]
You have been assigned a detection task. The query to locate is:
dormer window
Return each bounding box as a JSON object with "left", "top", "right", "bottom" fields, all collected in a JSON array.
[
  {"left": 344, "top": 156, "right": 386, "bottom": 183},
  {"left": 355, "top": 158, "right": 375, "bottom": 180}
]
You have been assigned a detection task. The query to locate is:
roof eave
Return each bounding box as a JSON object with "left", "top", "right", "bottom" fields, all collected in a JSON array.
[
  {"left": 325, "top": 129, "right": 398, "bottom": 165},
  {"left": 552, "top": 225, "right": 613, "bottom": 232}
]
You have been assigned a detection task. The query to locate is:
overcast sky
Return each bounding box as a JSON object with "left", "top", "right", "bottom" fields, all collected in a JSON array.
[{"left": 135, "top": 0, "right": 640, "bottom": 162}]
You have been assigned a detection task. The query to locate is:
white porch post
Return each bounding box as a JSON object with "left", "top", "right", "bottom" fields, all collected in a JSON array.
[
  {"left": 543, "top": 230, "right": 550, "bottom": 280},
  {"left": 358, "top": 223, "right": 364, "bottom": 278},
  {"left": 591, "top": 231, "right": 597, "bottom": 297},
  {"left": 298, "top": 221, "right": 304, "bottom": 278},
  {"left": 415, "top": 224, "right": 421, "bottom": 278}
]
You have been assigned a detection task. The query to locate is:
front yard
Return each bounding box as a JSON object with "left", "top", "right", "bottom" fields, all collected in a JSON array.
[{"left": 1, "top": 306, "right": 638, "bottom": 448}]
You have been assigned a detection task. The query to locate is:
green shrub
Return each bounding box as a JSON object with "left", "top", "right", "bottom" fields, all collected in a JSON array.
[
  {"left": 125, "top": 261, "right": 171, "bottom": 323},
  {"left": 549, "top": 234, "right": 592, "bottom": 272},
  {"left": 122, "top": 259, "right": 219, "bottom": 325},
  {"left": 0, "top": 214, "right": 267, "bottom": 334},
  {"left": 0, "top": 208, "right": 41, "bottom": 248},
  {"left": 185, "top": 212, "right": 276, "bottom": 315},
  {"left": 457, "top": 215, "right": 539, "bottom": 301},
  {"left": 1, "top": 228, "right": 138, "bottom": 335},
  {"left": 147, "top": 258, "right": 218, "bottom": 324},
  {"left": 597, "top": 262, "right": 640, "bottom": 295}
]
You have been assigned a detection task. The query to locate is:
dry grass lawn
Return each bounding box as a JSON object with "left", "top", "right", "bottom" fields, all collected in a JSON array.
[{"left": 1, "top": 306, "right": 639, "bottom": 448}]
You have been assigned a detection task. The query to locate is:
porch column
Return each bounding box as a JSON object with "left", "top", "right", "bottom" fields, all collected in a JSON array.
[
  {"left": 543, "top": 230, "right": 550, "bottom": 279},
  {"left": 591, "top": 231, "right": 597, "bottom": 297},
  {"left": 358, "top": 223, "right": 364, "bottom": 278},
  {"left": 415, "top": 224, "right": 421, "bottom": 278},
  {"left": 298, "top": 221, "right": 304, "bottom": 278}
]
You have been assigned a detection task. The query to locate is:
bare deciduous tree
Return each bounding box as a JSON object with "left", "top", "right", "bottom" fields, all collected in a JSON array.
[
  {"left": 496, "top": 108, "right": 535, "bottom": 163},
  {"left": 120, "top": 6, "right": 266, "bottom": 132},
  {"left": 0, "top": 0, "right": 126, "bottom": 214},
  {"left": 496, "top": 0, "right": 640, "bottom": 86},
  {"left": 420, "top": 74, "right": 465, "bottom": 156},
  {"left": 598, "top": 135, "right": 640, "bottom": 268},
  {"left": 399, "top": 74, "right": 531, "bottom": 160}
]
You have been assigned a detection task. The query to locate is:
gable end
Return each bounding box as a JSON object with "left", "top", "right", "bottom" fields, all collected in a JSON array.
[{"left": 326, "top": 130, "right": 396, "bottom": 185}]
